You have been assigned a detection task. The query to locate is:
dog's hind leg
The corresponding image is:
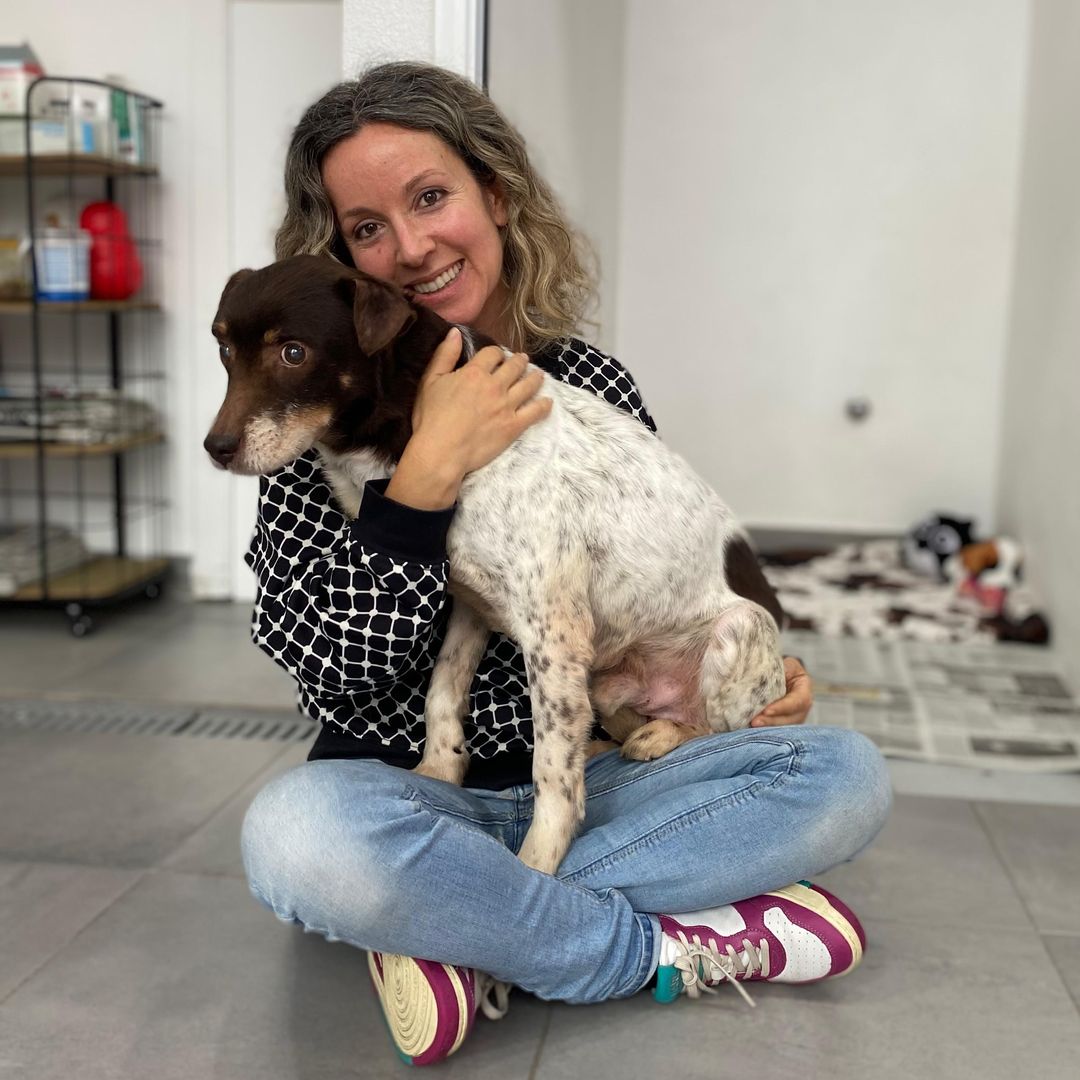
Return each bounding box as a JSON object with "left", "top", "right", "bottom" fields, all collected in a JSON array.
[
  {"left": 590, "top": 666, "right": 648, "bottom": 743},
  {"left": 593, "top": 654, "right": 709, "bottom": 762},
  {"left": 416, "top": 600, "right": 489, "bottom": 786},
  {"left": 699, "top": 600, "right": 786, "bottom": 733},
  {"left": 516, "top": 583, "right": 596, "bottom": 876}
]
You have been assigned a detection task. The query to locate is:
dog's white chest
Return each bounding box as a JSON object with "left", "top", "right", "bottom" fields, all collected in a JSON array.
[{"left": 317, "top": 445, "right": 392, "bottom": 519}]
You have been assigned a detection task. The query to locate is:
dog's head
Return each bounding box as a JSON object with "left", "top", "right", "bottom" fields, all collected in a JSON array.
[{"left": 204, "top": 255, "right": 426, "bottom": 475}]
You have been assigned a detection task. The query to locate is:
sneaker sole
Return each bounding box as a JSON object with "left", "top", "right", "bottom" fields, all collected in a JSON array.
[
  {"left": 367, "top": 952, "right": 471, "bottom": 1065},
  {"left": 766, "top": 882, "right": 864, "bottom": 976}
]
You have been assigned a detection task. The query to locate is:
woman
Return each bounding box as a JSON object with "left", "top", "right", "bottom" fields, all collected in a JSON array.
[{"left": 241, "top": 61, "right": 891, "bottom": 1065}]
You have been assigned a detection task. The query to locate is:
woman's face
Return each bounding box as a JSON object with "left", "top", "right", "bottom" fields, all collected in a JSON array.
[{"left": 322, "top": 122, "right": 511, "bottom": 342}]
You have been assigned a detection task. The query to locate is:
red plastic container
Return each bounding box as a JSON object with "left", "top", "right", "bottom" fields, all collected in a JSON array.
[{"left": 79, "top": 202, "right": 143, "bottom": 300}]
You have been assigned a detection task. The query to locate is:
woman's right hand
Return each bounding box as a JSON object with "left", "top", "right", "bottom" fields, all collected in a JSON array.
[{"left": 385, "top": 327, "right": 552, "bottom": 510}]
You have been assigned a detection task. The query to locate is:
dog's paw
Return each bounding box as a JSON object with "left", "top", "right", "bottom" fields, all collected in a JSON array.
[
  {"left": 413, "top": 752, "right": 468, "bottom": 786},
  {"left": 620, "top": 718, "right": 694, "bottom": 762}
]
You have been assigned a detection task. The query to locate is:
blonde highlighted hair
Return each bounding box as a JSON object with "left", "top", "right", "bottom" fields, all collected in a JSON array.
[{"left": 276, "top": 62, "right": 595, "bottom": 352}]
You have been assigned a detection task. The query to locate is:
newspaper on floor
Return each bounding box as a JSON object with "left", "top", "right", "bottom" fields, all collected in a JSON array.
[{"left": 783, "top": 630, "right": 1080, "bottom": 772}]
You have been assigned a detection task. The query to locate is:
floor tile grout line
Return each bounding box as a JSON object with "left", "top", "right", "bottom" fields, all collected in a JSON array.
[
  {"left": 1, "top": 856, "right": 1055, "bottom": 932},
  {"left": 0, "top": 857, "right": 251, "bottom": 882},
  {"left": 0, "top": 693, "right": 307, "bottom": 724},
  {"left": 526, "top": 1003, "right": 554, "bottom": 1080},
  {"left": 968, "top": 800, "right": 1043, "bottom": 932},
  {"left": 970, "top": 800, "right": 1080, "bottom": 1019},
  {"left": 1038, "top": 933, "right": 1080, "bottom": 1020},
  {"left": 151, "top": 742, "right": 302, "bottom": 868},
  {"left": 147, "top": 866, "right": 249, "bottom": 881},
  {"left": 0, "top": 867, "right": 150, "bottom": 1006}
]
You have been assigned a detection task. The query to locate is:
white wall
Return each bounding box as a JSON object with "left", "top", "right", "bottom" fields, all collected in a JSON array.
[
  {"left": 615, "top": 0, "right": 1028, "bottom": 533},
  {"left": 997, "top": 0, "right": 1080, "bottom": 685},
  {"left": 487, "top": 0, "right": 626, "bottom": 353}
]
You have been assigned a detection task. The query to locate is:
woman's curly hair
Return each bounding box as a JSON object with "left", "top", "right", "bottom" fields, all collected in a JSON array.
[{"left": 276, "top": 61, "right": 596, "bottom": 352}]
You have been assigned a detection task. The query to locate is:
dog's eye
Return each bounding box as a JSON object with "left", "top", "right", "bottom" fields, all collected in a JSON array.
[
  {"left": 281, "top": 342, "right": 306, "bottom": 366},
  {"left": 218, "top": 344, "right": 231, "bottom": 362}
]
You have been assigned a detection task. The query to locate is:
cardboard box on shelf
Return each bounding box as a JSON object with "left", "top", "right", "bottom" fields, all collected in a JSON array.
[{"left": 0, "top": 43, "right": 44, "bottom": 115}]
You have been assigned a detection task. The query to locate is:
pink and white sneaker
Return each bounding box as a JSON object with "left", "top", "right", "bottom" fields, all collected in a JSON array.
[
  {"left": 367, "top": 951, "right": 510, "bottom": 1066},
  {"left": 653, "top": 881, "right": 866, "bottom": 1007}
]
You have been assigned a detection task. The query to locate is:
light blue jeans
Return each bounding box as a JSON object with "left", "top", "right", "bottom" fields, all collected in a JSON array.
[{"left": 241, "top": 726, "right": 891, "bottom": 1004}]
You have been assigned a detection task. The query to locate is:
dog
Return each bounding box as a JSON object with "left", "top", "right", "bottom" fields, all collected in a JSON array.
[{"left": 205, "top": 254, "right": 786, "bottom": 875}]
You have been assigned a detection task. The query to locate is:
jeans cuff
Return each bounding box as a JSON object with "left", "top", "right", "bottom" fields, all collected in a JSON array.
[{"left": 620, "top": 913, "right": 661, "bottom": 997}]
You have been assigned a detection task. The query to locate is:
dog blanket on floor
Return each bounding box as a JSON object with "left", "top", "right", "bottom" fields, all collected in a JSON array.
[{"left": 760, "top": 540, "right": 1049, "bottom": 645}]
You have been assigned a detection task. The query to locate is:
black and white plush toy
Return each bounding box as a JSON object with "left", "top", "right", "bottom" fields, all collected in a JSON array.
[{"left": 902, "top": 513, "right": 975, "bottom": 581}]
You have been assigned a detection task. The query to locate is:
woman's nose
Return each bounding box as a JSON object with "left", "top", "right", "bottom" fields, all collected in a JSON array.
[{"left": 395, "top": 220, "right": 435, "bottom": 267}]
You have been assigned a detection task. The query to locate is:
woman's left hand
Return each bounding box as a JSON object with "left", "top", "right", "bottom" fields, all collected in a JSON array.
[{"left": 750, "top": 657, "right": 813, "bottom": 727}]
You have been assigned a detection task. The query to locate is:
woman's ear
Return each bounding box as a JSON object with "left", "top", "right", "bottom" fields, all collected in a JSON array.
[{"left": 485, "top": 178, "right": 509, "bottom": 229}]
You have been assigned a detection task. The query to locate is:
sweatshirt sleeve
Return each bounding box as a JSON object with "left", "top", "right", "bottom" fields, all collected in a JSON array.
[
  {"left": 557, "top": 340, "right": 659, "bottom": 433},
  {"left": 244, "top": 449, "right": 453, "bottom": 697}
]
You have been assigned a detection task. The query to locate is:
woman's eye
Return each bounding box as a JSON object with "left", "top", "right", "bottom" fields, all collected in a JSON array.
[
  {"left": 354, "top": 221, "right": 380, "bottom": 243},
  {"left": 281, "top": 342, "right": 306, "bottom": 366},
  {"left": 418, "top": 189, "right": 443, "bottom": 208},
  {"left": 218, "top": 343, "right": 231, "bottom": 362}
]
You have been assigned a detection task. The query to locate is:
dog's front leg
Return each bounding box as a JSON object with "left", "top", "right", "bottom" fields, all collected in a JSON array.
[
  {"left": 516, "top": 593, "right": 595, "bottom": 876},
  {"left": 416, "top": 600, "right": 489, "bottom": 786}
]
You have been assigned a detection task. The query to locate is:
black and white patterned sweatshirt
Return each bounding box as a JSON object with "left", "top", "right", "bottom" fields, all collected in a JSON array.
[{"left": 246, "top": 338, "right": 657, "bottom": 791}]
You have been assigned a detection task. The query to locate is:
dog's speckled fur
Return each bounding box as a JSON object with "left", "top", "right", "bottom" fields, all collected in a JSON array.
[{"left": 206, "top": 255, "right": 786, "bottom": 876}]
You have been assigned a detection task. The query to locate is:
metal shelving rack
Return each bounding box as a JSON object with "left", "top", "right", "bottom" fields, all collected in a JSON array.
[{"left": 0, "top": 77, "right": 168, "bottom": 635}]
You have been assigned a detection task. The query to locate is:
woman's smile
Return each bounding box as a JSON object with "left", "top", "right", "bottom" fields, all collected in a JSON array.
[{"left": 406, "top": 258, "right": 465, "bottom": 299}]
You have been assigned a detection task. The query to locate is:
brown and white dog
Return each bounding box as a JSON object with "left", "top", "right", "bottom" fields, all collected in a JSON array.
[{"left": 205, "top": 255, "right": 786, "bottom": 875}]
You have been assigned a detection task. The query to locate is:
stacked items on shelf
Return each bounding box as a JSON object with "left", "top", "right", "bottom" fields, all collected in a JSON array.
[
  {"left": 0, "top": 387, "right": 161, "bottom": 445},
  {"left": 0, "top": 524, "right": 88, "bottom": 597},
  {"left": 1, "top": 44, "right": 150, "bottom": 303},
  {"left": 0, "top": 44, "right": 150, "bottom": 162}
]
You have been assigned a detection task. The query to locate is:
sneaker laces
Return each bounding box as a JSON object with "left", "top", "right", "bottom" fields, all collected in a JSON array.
[
  {"left": 669, "top": 932, "right": 769, "bottom": 1008},
  {"left": 476, "top": 973, "right": 511, "bottom": 1020}
]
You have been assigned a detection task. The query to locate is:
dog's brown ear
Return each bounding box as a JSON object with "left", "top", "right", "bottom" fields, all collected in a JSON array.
[
  {"left": 219, "top": 267, "right": 255, "bottom": 303},
  {"left": 352, "top": 277, "right": 416, "bottom": 355}
]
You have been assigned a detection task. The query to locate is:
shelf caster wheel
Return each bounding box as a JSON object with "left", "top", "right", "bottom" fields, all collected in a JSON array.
[
  {"left": 69, "top": 613, "right": 94, "bottom": 638},
  {"left": 145, "top": 581, "right": 163, "bottom": 601}
]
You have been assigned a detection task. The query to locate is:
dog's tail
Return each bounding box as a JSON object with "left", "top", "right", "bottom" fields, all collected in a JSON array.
[{"left": 723, "top": 531, "right": 785, "bottom": 629}]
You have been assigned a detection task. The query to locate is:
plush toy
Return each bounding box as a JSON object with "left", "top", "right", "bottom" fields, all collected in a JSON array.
[
  {"left": 902, "top": 513, "right": 975, "bottom": 581},
  {"left": 946, "top": 537, "right": 1023, "bottom": 617}
]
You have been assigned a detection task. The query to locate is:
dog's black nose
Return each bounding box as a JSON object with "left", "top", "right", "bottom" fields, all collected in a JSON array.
[{"left": 204, "top": 432, "right": 240, "bottom": 467}]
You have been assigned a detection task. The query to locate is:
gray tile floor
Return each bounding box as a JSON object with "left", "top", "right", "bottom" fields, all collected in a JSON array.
[{"left": 1, "top": 596, "right": 1079, "bottom": 1078}]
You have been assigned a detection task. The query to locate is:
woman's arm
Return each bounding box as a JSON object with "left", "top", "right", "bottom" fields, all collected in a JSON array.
[{"left": 247, "top": 459, "right": 454, "bottom": 698}]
